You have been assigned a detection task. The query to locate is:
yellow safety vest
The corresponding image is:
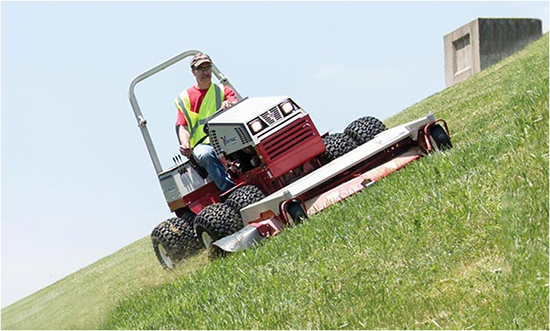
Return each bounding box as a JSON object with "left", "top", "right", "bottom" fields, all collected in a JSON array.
[{"left": 175, "top": 83, "right": 225, "bottom": 148}]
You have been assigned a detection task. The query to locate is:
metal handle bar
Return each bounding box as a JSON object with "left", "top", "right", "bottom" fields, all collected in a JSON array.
[{"left": 128, "top": 50, "right": 242, "bottom": 175}]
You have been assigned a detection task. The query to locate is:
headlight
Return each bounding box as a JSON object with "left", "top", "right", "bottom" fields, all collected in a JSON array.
[
  {"left": 248, "top": 119, "right": 264, "bottom": 133},
  {"left": 280, "top": 101, "right": 295, "bottom": 115}
]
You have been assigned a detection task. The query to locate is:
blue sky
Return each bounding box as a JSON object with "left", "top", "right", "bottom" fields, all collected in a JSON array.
[{"left": 2, "top": 1, "right": 548, "bottom": 308}]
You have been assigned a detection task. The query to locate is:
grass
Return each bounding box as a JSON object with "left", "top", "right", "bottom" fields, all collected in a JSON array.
[
  {"left": 2, "top": 34, "right": 548, "bottom": 330},
  {"left": 1, "top": 237, "right": 210, "bottom": 329}
]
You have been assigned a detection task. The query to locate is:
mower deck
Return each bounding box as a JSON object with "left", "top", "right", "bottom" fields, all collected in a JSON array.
[{"left": 240, "top": 114, "right": 435, "bottom": 224}]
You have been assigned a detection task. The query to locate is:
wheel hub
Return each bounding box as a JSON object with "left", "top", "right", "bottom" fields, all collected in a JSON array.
[
  {"left": 201, "top": 231, "right": 213, "bottom": 247},
  {"left": 158, "top": 244, "right": 174, "bottom": 269}
]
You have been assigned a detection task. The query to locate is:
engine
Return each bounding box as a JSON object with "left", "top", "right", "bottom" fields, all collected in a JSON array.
[{"left": 206, "top": 96, "right": 326, "bottom": 183}]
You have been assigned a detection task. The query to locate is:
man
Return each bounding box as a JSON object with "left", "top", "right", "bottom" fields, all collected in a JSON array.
[{"left": 175, "top": 53, "right": 237, "bottom": 191}]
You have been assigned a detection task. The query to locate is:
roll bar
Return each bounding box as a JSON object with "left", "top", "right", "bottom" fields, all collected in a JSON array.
[{"left": 128, "top": 50, "right": 243, "bottom": 175}]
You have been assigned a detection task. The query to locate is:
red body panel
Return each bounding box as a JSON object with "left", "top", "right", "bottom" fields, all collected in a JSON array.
[
  {"left": 182, "top": 181, "right": 220, "bottom": 215},
  {"left": 249, "top": 218, "right": 284, "bottom": 237},
  {"left": 256, "top": 115, "right": 325, "bottom": 178}
]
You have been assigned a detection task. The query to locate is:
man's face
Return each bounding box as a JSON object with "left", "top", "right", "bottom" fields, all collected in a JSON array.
[{"left": 193, "top": 63, "right": 213, "bottom": 85}]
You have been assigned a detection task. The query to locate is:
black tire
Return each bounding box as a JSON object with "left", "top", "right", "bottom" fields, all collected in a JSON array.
[
  {"left": 285, "top": 201, "right": 308, "bottom": 225},
  {"left": 344, "top": 116, "right": 387, "bottom": 145},
  {"left": 151, "top": 213, "right": 202, "bottom": 270},
  {"left": 323, "top": 132, "right": 358, "bottom": 161},
  {"left": 429, "top": 124, "right": 453, "bottom": 150},
  {"left": 175, "top": 208, "right": 204, "bottom": 254},
  {"left": 225, "top": 185, "right": 266, "bottom": 212},
  {"left": 194, "top": 203, "right": 243, "bottom": 248}
]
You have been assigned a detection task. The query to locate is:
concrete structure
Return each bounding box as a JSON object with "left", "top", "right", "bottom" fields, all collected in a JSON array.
[{"left": 444, "top": 18, "right": 542, "bottom": 87}]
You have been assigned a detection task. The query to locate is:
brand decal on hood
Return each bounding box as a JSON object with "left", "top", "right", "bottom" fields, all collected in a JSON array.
[{"left": 221, "top": 135, "right": 238, "bottom": 147}]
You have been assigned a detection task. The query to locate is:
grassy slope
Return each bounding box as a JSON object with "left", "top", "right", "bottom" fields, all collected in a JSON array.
[
  {"left": 1, "top": 238, "right": 210, "bottom": 329},
  {"left": 3, "top": 34, "right": 548, "bottom": 330}
]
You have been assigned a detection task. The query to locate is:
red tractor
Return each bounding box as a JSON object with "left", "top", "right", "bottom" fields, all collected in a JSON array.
[{"left": 129, "top": 50, "right": 452, "bottom": 269}]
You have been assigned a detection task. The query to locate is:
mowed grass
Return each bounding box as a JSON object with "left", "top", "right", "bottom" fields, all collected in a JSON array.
[{"left": 3, "top": 34, "right": 548, "bottom": 330}]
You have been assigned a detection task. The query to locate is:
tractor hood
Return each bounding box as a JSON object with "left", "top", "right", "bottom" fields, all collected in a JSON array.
[
  {"left": 205, "top": 96, "right": 309, "bottom": 158},
  {"left": 208, "top": 96, "right": 291, "bottom": 125}
]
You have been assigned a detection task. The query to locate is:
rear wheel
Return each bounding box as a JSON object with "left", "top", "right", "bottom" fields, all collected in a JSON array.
[
  {"left": 323, "top": 132, "right": 358, "bottom": 161},
  {"left": 225, "top": 185, "right": 266, "bottom": 212},
  {"left": 344, "top": 116, "right": 387, "bottom": 145},
  {"left": 429, "top": 124, "right": 453, "bottom": 151},
  {"left": 151, "top": 212, "right": 202, "bottom": 270},
  {"left": 194, "top": 203, "right": 243, "bottom": 248}
]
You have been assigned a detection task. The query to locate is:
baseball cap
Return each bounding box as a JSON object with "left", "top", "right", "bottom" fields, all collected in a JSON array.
[{"left": 190, "top": 53, "right": 212, "bottom": 69}]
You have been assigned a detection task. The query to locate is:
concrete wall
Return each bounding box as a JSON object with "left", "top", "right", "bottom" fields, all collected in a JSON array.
[{"left": 444, "top": 18, "right": 542, "bottom": 87}]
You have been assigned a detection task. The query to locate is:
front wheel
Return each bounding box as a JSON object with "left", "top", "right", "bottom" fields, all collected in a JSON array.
[
  {"left": 194, "top": 203, "right": 243, "bottom": 248},
  {"left": 323, "top": 133, "right": 358, "bottom": 161},
  {"left": 344, "top": 116, "right": 387, "bottom": 145},
  {"left": 225, "top": 185, "right": 266, "bottom": 212}
]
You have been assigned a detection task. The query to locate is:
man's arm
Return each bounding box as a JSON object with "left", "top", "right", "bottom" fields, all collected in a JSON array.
[
  {"left": 177, "top": 125, "right": 192, "bottom": 157},
  {"left": 220, "top": 85, "right": 238, "bottom": 109}
]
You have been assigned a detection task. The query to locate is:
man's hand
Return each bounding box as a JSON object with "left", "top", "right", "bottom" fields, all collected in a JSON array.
[
  {"left": 178, "top": 125, "right": 192, "bottom": 157},
  {"left": 179, "top": 141, "right": 192, "bottom": 157},
  {"left": 220, "top": 100, "right": 237, "bottom": 110}
]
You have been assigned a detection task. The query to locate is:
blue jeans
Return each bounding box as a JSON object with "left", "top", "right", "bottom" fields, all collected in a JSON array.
[{"left": 193, "top": 144, "right": 235, "bottom": 192}]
